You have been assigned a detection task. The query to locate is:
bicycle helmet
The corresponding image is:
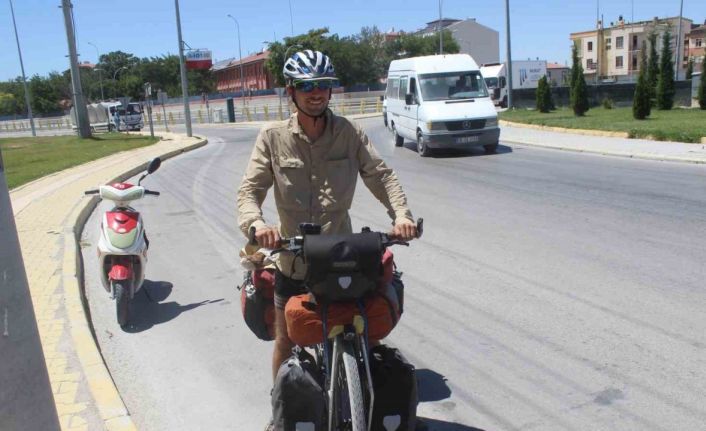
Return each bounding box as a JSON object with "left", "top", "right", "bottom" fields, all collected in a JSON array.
[{"left": 283, "top": 50, "right": 337, "bottom": 84}]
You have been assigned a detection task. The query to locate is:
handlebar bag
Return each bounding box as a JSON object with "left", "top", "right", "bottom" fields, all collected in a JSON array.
[
  {"left": 239, "top": 268, "right": 276, "bottom": 341},
  {"left": 303, "top": 232, "right": 382, "bottom": 302}
]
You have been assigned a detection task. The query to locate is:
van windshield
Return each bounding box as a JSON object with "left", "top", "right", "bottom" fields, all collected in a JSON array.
[
  {"left": 484, "top": 77, "right": 499, "bottom": 88},
  {"left": 419, "top": 71, "right": 488, "bottom": 101}
]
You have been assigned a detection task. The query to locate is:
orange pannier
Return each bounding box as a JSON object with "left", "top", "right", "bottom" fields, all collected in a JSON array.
[{"left": 285, "top": 291, "right": 400, "bottom": 347}]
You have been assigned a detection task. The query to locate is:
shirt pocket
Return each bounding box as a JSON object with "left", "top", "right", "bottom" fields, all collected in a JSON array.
[
  {"left": 274, "top": 156, "right": 307, "bottom": 207},
  {"left": 322, "top": 158, "right": 357, "bottom": 209}
]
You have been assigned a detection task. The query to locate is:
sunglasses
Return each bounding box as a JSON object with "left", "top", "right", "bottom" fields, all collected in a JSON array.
[{"left": 293, "top": 80, "right": 337, "bottom": 92}]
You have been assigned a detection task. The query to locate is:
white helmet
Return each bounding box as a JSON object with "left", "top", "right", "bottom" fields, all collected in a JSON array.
[{"left": 283, "top": 50, "right": 337, "bottom": 84}]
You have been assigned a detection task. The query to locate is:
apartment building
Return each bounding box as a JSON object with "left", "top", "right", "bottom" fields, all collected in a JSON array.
[
  {"left": 685, "top": 21, "right": 705, "bottom": 74},
  {"left": 570, "top": 16, "right": 692, "bottom": 82},
  {"left": 416, "top": 18, "right": 499, "bottom": 65},
  {"left": 211, "top": 51, "right": 275, "bottom": 94}
]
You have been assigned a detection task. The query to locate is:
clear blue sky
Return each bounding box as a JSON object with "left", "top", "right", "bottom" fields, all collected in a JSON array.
[{"left": 2, "top": 0, "right": 704, "bottom": 81}]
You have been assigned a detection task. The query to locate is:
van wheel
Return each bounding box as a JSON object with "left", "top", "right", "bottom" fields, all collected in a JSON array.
[
  {"left": 417, "top": 132, "right": 432, "bottom": 157},
  {"left": 484, "top": 143, "right": 498, "bottom": 154},
  {"left": 393, "top": 127, "right": 404, "bottom": 147}
]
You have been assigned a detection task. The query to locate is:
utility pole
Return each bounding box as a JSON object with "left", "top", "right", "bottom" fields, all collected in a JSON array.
[
  {"left": 288, "top": 0, "right": 294, "bottom": 36},
  {"left": 174, "top": 0, "right": 192, "bottom": 137},
  {"left": 675, "top": 0, "right": 684, "bottom": 81},
  {"left": 505, "top": 0, "right": 513, "bottom": 108},
  {"left": 438, "top": 0, "right": 443, "bottom": 54},
  {"left": 8, "top": 0, "right": 35, "bottom": 137},
  {"left": 61, "top": 0, "right": 91, "bottom": 138}
]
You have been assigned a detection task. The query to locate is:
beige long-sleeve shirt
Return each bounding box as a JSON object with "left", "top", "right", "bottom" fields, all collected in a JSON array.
[{"left": 237, "top": 110, "right": 413, "bottom": 279}]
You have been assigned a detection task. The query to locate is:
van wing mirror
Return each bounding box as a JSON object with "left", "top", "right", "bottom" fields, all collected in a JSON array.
[{"left": 405, "top": 93, "right": 415, "bottom": 105}]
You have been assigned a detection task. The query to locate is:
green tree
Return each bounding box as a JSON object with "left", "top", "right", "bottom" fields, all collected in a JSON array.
[
  {"left": 569, "top": 43, "right": 581, "bottom": 90},
  {"left": 685, "top": 57, "right": 694, "bottom": 80},
  {"left": 647, "top": 32, "right": 659, "bottom": 105},
  {"left": 633, "top": 41, "right": 651, "bottom": 119},
  {"left": 698, "top": 56, "right": 706, "bottom": 110},
  {"left": 535, "top": 76, "right": 552, "bottom": 112},
  {"left": 0, "top": 93, "right": 18, "bottom": 116},
  {"left": 29, "top": 75, "right": 62, "bottom": 114},
  {"left": 570, "top": 44, "right": 589, "bottom": 116},
  {"left": 656, "top": 30, "right": 675, "bottom": 110}
]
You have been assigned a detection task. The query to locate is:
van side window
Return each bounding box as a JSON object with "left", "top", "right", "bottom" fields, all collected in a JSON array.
[
  {"left": 387, "top": 78, "right": 400, "bottom": 100},
  {"left": 399, "top": 76, "right": 408, "bottom": 100}
]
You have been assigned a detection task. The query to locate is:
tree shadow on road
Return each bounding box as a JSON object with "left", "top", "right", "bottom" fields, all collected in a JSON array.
[{"left": 120, "top": 279, "right": 224, "bottom": 333}]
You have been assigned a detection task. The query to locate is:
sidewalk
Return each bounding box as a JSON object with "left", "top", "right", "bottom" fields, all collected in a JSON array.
[
  {"left": 9, "top": 132, "right": 206, "bottom": 431},
  {"left": 7, "top": 114, "right": 706, "bottom": 431},
  {"left": 500, "top": 120, "right": 706, "bottom": 164}
]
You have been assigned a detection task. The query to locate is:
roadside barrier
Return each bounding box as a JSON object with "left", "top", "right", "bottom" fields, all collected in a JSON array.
[{"left": 0, "top": 97, "right": 384, "bottom": 133}]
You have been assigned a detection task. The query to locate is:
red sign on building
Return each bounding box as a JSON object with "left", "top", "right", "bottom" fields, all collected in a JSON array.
[{"left": 186, "top": 49, "right": 213, "bottom": 70}]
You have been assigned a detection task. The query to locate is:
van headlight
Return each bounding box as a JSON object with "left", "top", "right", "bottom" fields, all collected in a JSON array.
[
  {"left": 485, "top": 118, "right": 498, "bottom": 128},
  {"left": 426, "top": 121, "right": 445, "bottom": 131}
]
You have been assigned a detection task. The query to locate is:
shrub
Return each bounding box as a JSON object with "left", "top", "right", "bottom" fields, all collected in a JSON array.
[
  {"left": 633, "top": 40, "right": 651, "bottom": 120},
  {"left": 536, "top": 76, "right": 552, "bottom": 113},
  {"left": 602, "top": 98, "right": 614, "bottom": 109}
]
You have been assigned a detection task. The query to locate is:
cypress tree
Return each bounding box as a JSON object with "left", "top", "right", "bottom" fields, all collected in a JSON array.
[
  {"left": 570, "top": 43, "right": 580, "bottom": 90},
  {"left": 633, "top": 41, "right": 651, "bottom": 119},
  {"left": 569, "top": 43, "right": 589, "bottom": 116},
  {"left": 696, "top": 55, "right": 706, "bottom": 110},
  {"left": 656, "top": 30, "right": 675, "bottom": 110},
  {"left": 647, "top": 32, "right": 659, "bottom": 106},
  {"left": 685, "top": 58, "right": 694, "bottom": 80},
  {"left": 536, "top": 76, "right": 552, "bottom": 112}
]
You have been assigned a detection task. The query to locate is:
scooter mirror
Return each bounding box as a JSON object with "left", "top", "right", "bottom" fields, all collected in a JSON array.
[{"left": 147, "top": 157, "right": 161, "bottom": 174}]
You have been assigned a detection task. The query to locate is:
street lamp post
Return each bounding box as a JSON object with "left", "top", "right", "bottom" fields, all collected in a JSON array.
[
  {"left": 505, "top": 0, "right": 513, "bottom": 109},
  {"left": 113, "top": 66, "right": 127, "bottom": 98},
  {"left": 87, "top": 41, "right": 104, "bottom": 100},
  {"left": 9, "top": 0, "right": 36, "bottom": 136},
  {"left": 227, "top": 14, "right": 246, "bottom": 111}
]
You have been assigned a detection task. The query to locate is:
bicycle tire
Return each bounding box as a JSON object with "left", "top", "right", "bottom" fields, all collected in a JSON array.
[
  {"left": 113, "top": 281, "right": 129, "bottom": 327},
  {"left": 341, "top": 341, "right": 366, "bottom": 431}
]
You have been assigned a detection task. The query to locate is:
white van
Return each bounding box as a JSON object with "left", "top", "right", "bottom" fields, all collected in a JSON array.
[{"left": 385, "top": 54, "right": 499, "bottom": 156}]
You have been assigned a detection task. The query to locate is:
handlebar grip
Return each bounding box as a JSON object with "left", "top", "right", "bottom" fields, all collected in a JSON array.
[
  {"left": 84, "top": 190, "right": 99, "bottom": 195},
  {"left": 416, "top": 217, "right": 424, "bottom": 239},
  {"left": 144, "top": 190, "right": 160, "bottom": 196}
]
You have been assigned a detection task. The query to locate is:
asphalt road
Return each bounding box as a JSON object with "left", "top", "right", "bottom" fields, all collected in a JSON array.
[{"left": 82, "top": 118, "right": 706, "bottom": 431}]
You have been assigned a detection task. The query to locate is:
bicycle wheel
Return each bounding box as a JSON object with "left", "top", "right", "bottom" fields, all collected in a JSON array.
[
  {"left": 113, "top": 281, "right": 129, "bottom": 327},
  {"left": 332, "top": 337, "right": 367, "bottom": 431}
]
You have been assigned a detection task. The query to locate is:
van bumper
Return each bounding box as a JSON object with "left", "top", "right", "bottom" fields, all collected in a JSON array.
[{"left": 423, "top": 127, "right": 500, "bottom": 149}]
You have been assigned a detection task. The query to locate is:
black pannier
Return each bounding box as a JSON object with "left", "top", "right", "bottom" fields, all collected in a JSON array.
[
  {"left": 369, "top": 345, "right": 418, "bottom": 431},
  {"left": 272, "top": 348, "right": 326, "bottom": 431}
]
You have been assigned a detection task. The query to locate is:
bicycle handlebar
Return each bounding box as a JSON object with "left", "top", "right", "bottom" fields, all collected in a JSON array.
[{"left": 248, "top": 218, "right": 424, "bottom": 249}]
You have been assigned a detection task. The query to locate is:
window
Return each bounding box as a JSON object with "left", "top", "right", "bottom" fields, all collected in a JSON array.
[
  {"left": 632, "top": 56, "right": 638, "bottom": 69},
  {"left": 616, "top": 36, "right": 624, "bottom": 49},
  {"left": 399, "top": 76, "right": 408, "bottom": 100},
  {"left": 587, "top": 59, "right": 595, "bottom": 69},
  {"left": 616, "top": 56, "right": 623, "bottom": 68},
  {"left": 587, "top": 41, "right": 593, "bottom": 52},
  {"left": 418, "top": 71, "right": 488, "bottom": 101},
  {"left": 697, "top": 39, "right": 703, "bottom": 48},
  {"left": 632, "top": 35, "right": 638, "bottom": 49},
  {"left": 605, "top": 38, "right": 612, "bottom": 50},
  {"left": 386, "top": 78, "right": 400, "bottom": 99}
]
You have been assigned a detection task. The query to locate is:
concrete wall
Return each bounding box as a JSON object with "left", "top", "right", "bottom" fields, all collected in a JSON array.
[
  {"left": 510, "top": 80, "right": 694, "bottom": 109},
  {"left": 449, "top": 19, "right": 499, "bottom": 65}
]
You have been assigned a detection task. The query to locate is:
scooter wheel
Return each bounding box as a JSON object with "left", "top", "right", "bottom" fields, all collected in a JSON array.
[{"left": 113, "top": 282, "right": 130, "bottom": 327}]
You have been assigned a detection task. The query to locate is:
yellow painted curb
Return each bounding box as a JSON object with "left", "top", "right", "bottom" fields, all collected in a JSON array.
[{"left": 499, "top": 119, "right": 629, "bottom": 138}]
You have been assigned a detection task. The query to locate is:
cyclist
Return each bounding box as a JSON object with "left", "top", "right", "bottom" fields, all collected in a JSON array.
[{"left": 236, "top": 49, "right": 417, "bottom": 429}]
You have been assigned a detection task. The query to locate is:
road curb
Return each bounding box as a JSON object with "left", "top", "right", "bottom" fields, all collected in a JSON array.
[
  {"left": 502, "top": 138, "right": 706, "bottom": 165},
  {"left": 62, "top": 136, "right": 207, "bottom": 430},
  {"left": 499, "top": 120, "right": 629, "bottom": 138}
]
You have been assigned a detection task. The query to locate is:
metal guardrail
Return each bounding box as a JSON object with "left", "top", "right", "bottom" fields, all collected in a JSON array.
[{"left": 0, "top": 97, "right": 384, "bottom": 133}]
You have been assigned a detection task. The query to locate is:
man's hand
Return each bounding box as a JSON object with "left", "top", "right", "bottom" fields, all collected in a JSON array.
[
  {"left": 255, "top": 226, "right": 281, "bottom": 249},
  {"left": 392, "top": 219, "right": 417, "bottom": 241}
]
